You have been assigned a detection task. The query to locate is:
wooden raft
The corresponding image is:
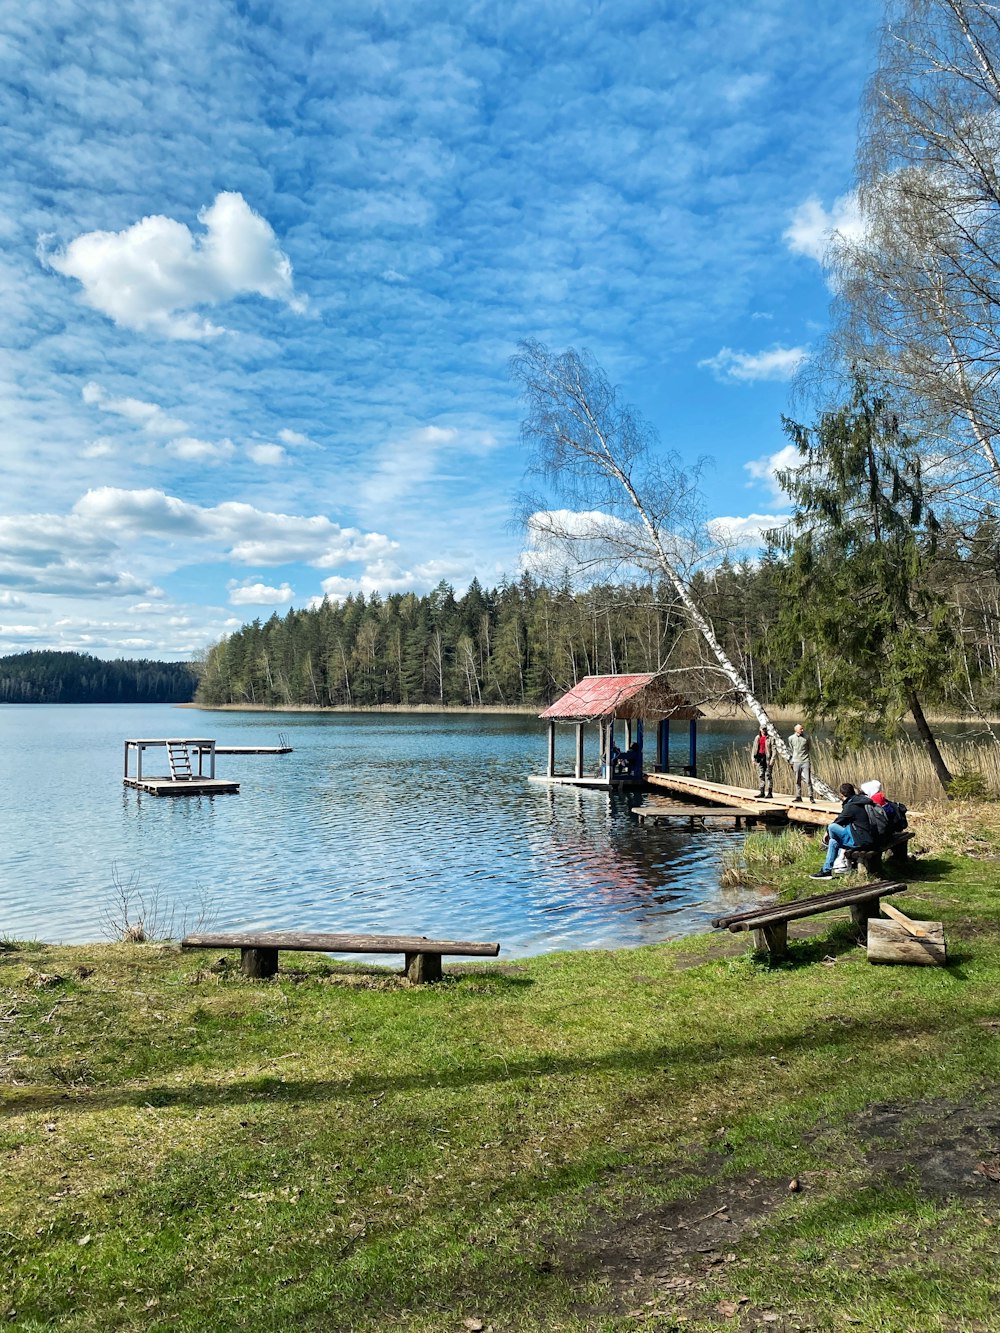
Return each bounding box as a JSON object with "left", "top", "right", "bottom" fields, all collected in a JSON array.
[
  {"left": 181, "top": 930, "right": 500, "bottom": 983},
  {"left": 712, "top": 881, "right": 907, "bottom": 960}
]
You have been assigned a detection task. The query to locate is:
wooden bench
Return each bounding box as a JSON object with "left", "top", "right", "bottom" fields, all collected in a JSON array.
[
  {"left": 711, "top": 880, "right": 907, "bottom": 961},
  {"left": 845, "top": 830, "right": 915, "bottom": 872},
  {"left": 181, "top": 931, "right": 500, "bottom": 982}
]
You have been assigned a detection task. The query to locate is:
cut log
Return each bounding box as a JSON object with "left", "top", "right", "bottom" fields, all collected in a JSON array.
[{"left": 867, "top": 918, "right": 946, "bottom": 966}]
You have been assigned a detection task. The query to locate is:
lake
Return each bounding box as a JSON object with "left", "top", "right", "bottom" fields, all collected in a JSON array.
[{"left": 0, "top": 705, "right": 767, "bottom": 956}]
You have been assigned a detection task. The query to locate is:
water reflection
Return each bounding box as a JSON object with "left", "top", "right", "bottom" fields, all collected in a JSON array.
[{"left": 1, "top": 705, "right": 772, "bottom": 954}]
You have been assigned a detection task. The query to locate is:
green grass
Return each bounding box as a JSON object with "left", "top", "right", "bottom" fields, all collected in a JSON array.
[{"left": 2, "top": 848, "right": 1000, "bottom": 1331}]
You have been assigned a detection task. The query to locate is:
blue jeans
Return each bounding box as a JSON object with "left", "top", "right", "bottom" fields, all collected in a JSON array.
[{"left": 823, "top": 821, "right": 855, "bottom": 872}]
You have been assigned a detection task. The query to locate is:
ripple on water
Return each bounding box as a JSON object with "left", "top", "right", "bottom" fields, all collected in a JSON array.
[{"left": 0, "top": 705, "right": 769, "bottom": 953}]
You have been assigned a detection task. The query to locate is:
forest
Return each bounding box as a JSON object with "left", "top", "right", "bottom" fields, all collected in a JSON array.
[
  {"left": 0, "top": 651, "right": 198, "bottom": 704},
  {"left": 194, "top": 537, "right": 1000, "bottom": 721}
]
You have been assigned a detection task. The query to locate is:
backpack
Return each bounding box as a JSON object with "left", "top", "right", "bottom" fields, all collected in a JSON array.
[
  {"left": 883, "top": 800, "right": 908, "bottom": 833},
  {"left": 864, "top": 801, "right": 893, "bottom": 845}
]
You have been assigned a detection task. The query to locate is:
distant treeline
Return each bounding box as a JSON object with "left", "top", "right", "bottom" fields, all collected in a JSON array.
[
  {"left": 195, "top": 570, "right": 786, "bottom": 709},
  {"left": 196, "top": 557, "right": 1000, "bottom": 716},
  {"left": 0, "top": 651, "right": 198, "bottom": 704}
]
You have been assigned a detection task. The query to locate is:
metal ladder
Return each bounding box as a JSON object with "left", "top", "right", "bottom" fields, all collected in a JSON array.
[{"left": 166, "top": 742, "right": 193, "bottom": 780}]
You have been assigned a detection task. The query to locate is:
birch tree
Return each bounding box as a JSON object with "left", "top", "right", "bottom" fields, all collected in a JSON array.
[
  {"left": 833, "top": 0, "right": 1000, "bottom": 517},
  {"left": 510, "top": 338, "right": 837, "bottom": 799}
]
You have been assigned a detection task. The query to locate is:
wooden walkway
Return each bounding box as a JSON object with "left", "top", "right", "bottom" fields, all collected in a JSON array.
[{"left": 642, "top": 772, "right": 841, "bottom": 827}]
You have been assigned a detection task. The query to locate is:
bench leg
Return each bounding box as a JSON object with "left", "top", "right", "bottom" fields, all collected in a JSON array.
[
  {"left": 752, "top": 922, "right": 788, "bottom": 960},
  {"left": 405, "top": 952, "right": 442, "bottom": 984},
  {"left": 849, "top": 902, "right": 878, "bottom": 939},
  {"left": 241, "top": 947, "right": 279, "bottom": 979}
]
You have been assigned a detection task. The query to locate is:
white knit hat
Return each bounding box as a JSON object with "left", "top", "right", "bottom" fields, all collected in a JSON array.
[{"left": 859, "top": 780, "right": 882, "bottom": 796}]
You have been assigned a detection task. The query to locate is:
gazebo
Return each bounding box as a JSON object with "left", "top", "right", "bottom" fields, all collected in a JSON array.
[{"left": 538, "top": 674, "right": 703, "bottom": 788}]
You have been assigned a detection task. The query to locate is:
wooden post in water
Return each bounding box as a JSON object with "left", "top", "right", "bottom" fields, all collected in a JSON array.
[
  {"left": 546, "top": 720, "right": 556, "bottom": 777},
  {"left": 688, "top": 719, "right": 697, "bottom": 777},
  {"left": 575, "top": 722, "right": 585, "bottom": 778}
]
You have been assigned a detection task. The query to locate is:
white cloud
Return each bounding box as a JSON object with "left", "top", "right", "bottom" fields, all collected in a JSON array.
[
  {"left": 168, "top": 436, "right": 236, "bottom": 463},
  {"left": 744, "top": 443, "right": 803, "bottom": 500},
  {"left": 278, "top": 428, "right": 318, "bottom": 449},
  {"left": 227, "top": 579, "right": 295, "bottom": 606},
  {"left": 706, "top": 513, "right": 788, "bottom": 547},
  {"left": 698, "top": 344, "right": 808, "bottom": 383},
  {"left": 0, "top": 590, "right": 26, "bottom": 608},
  {"left": 783, "top": 191, "right": 864, "bottom": 265},
  {"left": 44, "top": 192, "right": 305, "bottom": 339},
  {"left": 247, "top": 442, "right": 287, "bottom": 466},
  {"left": 359, "top": 425, "right": 459, "bottom": 507},
  {"left": 82, "top": 439, "right": 115, "bottom": 459},
  {"left": 82, "top": 381, "right": 187, "bottom": 435},
  {"left": 71, "top": 487, "right": 396, "bottom": 567}
]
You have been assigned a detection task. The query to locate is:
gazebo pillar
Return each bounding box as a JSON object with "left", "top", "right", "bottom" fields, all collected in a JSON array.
[
  {"left": 658, "top": 718, "right": 670, "bottom": 772},
  {"left": 546, "top": 720, "right": 556, "bottom": 777},
  {"left": 688, "top": 719, "right": 698, "bottom": 777},
  {"left": 575, "top": 723, "right": 585, "bottom": 778}
]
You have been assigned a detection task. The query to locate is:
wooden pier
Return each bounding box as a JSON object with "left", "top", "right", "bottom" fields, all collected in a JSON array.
[
  {"left": 123, "top": 738, "right": 240, "bottom": 796},
  {"left": 641, "top": 772, "right": 841, "bottom": 827},
  {"left": 632, "top": 800, "right": 787, "bottom": 829}
]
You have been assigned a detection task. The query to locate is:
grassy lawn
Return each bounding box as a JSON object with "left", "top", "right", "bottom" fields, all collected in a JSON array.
[{"left": 2, "top": 831, "right": 999, "bottom": 1331}]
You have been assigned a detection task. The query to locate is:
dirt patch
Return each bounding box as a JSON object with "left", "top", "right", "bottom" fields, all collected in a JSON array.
[
  {"left": 853, "top": 1085, "right": 1000, "bottom": 1199},
  {"left": 551, "top": 1088, "right": 1000, "bottom": 1326},
  {"left": 553, "top": 1166, "right": 790, "bottom": 1323}
]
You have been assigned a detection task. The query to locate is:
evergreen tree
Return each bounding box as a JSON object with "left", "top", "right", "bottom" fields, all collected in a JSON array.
[{"left": 769, "top": 376, "right": 957, "bottom": 791}]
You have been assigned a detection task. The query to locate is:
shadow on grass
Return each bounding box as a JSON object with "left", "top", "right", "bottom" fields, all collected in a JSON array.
[{"left": 3, "top": 998, "right": 995, "bottom": 1118}]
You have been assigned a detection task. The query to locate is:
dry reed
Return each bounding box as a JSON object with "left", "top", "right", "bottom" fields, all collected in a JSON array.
[{"left": 714, "top": 736, "right": 1000, "bottom": 808}]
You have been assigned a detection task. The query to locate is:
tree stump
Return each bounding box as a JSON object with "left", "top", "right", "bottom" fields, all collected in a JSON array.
[{"left": 867, "top": 918, "right": 946, "bottom": 966}]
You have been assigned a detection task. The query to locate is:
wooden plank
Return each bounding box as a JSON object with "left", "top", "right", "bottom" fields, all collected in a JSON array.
[
  {"left": 182, "top": 931, "right": 500, "bottom": 957},
  {"left": 712, "top": 882, "right": 907, "bottom": 932},
  {"left": 634, "top": 805, "right": 783, "bottom": 818},
  {"left": 881, "top": 902, "right": 929, "bottom": 937}
]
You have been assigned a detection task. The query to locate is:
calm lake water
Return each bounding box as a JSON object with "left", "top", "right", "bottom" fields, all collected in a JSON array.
[{"left": 0, "top": 705, "right": 767, "bottom": 956}]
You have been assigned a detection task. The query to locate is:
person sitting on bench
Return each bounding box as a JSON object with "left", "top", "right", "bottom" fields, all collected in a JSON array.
[{"left": 811, "top": 782, "right": 877, "bottom": 879}]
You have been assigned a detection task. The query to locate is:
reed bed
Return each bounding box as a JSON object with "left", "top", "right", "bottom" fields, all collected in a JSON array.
[
  {"left": 714, "top": 735, "right": 1000, "bottom": 807},
  {"left": 719, "top": 827, "right": 815, "bottom": 887}
]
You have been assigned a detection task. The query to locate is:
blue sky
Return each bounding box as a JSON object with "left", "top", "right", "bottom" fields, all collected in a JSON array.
[{"left": 0, "top": 0, "right": 872, "bottom": 659}]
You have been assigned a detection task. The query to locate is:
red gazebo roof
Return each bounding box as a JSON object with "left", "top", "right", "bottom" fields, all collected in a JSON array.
[{"left": 538, "top": 674, "right": 701, "bottom": 722}]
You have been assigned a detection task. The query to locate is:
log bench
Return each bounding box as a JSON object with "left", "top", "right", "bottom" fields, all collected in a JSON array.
[
  {"left": 181, "top": 931, "right": 501, "bottom": 982},
  {"left": 711, "top": 880, "right": 907, "bottom": 961},
  {"left": 845, "top": 830, "right": 915, "bottom": 872}
]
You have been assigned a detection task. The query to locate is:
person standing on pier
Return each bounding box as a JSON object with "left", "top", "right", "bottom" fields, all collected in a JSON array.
[
  {"left": 750, "top": 724, "right": 775, "bottom": 798},
  {"left": 788, "top": 723, "right": 814, "bottom": 803}
]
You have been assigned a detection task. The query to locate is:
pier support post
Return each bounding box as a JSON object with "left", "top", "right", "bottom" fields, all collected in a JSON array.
[
  {"left": 546, "top": 721, "right": 556, "bottom": 777},
  {"left": 575, "top": 723, "right": 585, "bottom": 778},
  {"left": 688, "top": 720, "right": 697, "bottom": 778}
]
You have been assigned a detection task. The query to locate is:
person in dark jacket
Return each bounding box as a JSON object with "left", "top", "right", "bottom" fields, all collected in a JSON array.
[{"left": 810, "top": 782, "right": 876, "bottom": 879}]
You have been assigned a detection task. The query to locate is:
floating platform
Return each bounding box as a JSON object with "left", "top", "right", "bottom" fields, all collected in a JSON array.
[
  {"left": 528, "top": 774, "right": 643, "bottom": 789},
  {"left": 123, "top": 776, "right": 240, "bottom": 796},
  {"left": 123, "top": 738, "right": 241, "bottom": 797}
]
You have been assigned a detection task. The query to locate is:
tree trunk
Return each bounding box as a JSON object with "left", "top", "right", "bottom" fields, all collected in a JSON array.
[{"left": 906, "top": 684, "right": 953, "bottom": 794}]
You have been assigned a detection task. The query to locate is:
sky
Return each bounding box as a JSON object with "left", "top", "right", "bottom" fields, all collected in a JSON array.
[{"left": 0, "top": 0, "right": 874, "bottom": 660}]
